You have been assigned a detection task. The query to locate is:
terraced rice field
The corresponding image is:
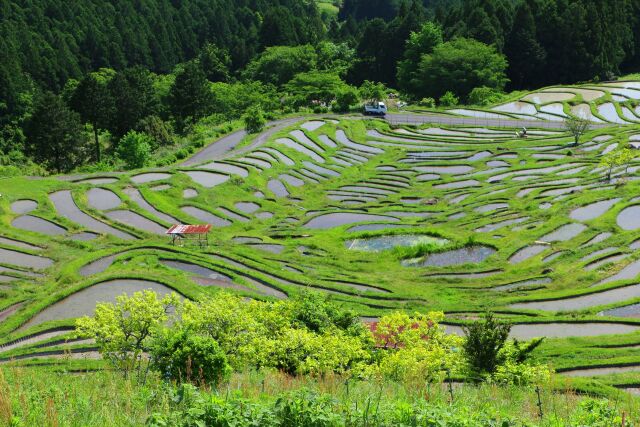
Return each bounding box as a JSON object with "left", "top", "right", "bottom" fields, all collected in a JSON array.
[
  {"left": 4, "top": 85, "right": 640, "bottom": 388},
  {"left": 439, "top": 80, "right": 640, "bottom": 125}
]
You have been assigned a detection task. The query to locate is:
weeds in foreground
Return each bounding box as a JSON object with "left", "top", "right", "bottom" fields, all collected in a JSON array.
[{"left": 1, "top": 366, "right": 638, "bottom": 426}]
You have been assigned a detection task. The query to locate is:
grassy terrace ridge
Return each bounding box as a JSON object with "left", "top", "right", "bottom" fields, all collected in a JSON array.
[{"left": 4, "top": 80, "right": 640, "bottom": 413}]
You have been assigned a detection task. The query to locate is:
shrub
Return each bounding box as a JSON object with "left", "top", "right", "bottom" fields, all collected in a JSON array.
[
  {"left": 438, "top": 91, "right": 459, "bottom": 107},
  {"left": 273, "top": 328, "right": 370, "bottom": 376},
  {"left": 569, "top": 399, "right": 629, "bottom": 427},
  {"left": 462, "top": 312, "right": 510, "bottom": 377},
  {"left": 468, "top": 86, "right": 503, "bottom": 106},
  {"left": 369, "top": 311, "right": 464, "bottom": 382},
  {"left": 150, "top": 328, "right": 231, "bottom": 386},
  {"left": 243, "top": 106, "right": 267, "bottom": 134},
  {"left": 418, "top": 97, "right": 436, "bottom": 108},
  {"left": 273, "top": 390, "right": 341, "bottom": 427},
  {"left": 289, "top": 291, "right": 360, "bottom": 333},
  {"left": 117, "top": 130, "right": 152, "bottom": 169},
  {"left": 76, "top": 290, "right": 180, "bottom": 376},
  {"left": 333, "top": 87, "right": 359, "bottom": 112}
]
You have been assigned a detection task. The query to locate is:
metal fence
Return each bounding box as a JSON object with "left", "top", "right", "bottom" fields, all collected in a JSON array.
[{"left": 385, "top": 112, "right": 615, "bottom": 130}]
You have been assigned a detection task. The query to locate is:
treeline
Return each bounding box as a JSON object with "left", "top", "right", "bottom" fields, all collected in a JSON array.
[
  {"left": 2, "top": 0, "right": 640, "bottom": 174},
  {"left": 341, "top": 0, "right": 640, "bottom": 88},
  {"left": 0, "top": 0, "right": 323, "bottom": 122},
  {"left": 7, "top": 42, "right": 385, "bottom": 173}
]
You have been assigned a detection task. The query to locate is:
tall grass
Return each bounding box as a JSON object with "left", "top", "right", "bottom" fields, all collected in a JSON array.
[{"left": 2, "top": 366, "right": 638, "bottom": 426}]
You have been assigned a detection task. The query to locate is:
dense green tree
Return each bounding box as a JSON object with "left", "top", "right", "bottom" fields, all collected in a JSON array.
[
  {"left": 77, "top": 290, "right": 179, "bottom": 377},
  {"left": 285, "top": 71, "right": 348, "bottom": 107},
  {"left": 168, "top": 61, "right": 213, "bottom": 131},
  {"left": 211, "top": 81, "right": 278, "bottom": 121},
  {"left": 340, "top": 0, "right": 404, "bottom": 21},
  {"left": 397, "top": 22, "right": 443, "bottom": 98},
  {"left": 348, "top": 1, "right": 424, "bottom": 86},
  {"left": 24, "top": 92, "right": 87, "bottom": 173},
  {"left": 243, "top": 45, "right": 317, "bottom": 87},
  {"left": 413, "top": 37, "right": 508, "bottom": 100},
  {"left": 334, "top": 86, "right": 360, "bottom": 112},
  {"left": 0, "top": 0, "right": 322, "bottom": 94},
  {"left": 108, "top": 67, "right": 159, "bottom": 139},
  {"left": 504, "top": 1, "right": 546, "bottom": 89},
  {"left": 197, "top": 44, "right": 231, "bottom": 83},
  {"left": 259, "top": 6, "right": 302, "bottom": 47},
  {"left": 348, "top": 19, "right": 389, "bottom": 85},
  {"left": 316, "top": 41, "right": 356, "bottom": 77},
  {"left": 466, "top": 7, "right": 501, "bottom": 47},
  {"left": 69, "top": 73, "right": 113, "bottom": 161},
  {"left": 0, "top": 38, "right": 32, "bottom": 122},
  {"left": 359, "top": 80, "right": 387, "bottom": 103}
]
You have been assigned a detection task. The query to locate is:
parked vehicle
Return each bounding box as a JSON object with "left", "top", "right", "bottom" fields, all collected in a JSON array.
[{"left": 363, "top": 102, "right": 387, "bottom": 116}]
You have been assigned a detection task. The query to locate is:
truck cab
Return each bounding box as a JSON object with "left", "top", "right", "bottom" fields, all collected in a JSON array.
[{"left": 363, "top": 102, "right": 387, "bottom": 116}]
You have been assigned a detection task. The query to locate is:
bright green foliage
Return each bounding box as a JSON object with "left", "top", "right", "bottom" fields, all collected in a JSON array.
[
  {"left": 117, "top": 131, "right": 153, "bottom": 169},
  {"left": 211, "top": 81, "right": 278, "bottom": 121},
  {"left": 464, "top": 314, "right": 548, "bottom": 386},
  {"left": 24, "top": 91, "right": 88, "bottom": 173},
  {"left": 599, "top": 148, "right": 636, "bottom": 181},
  {"left": 369, "top": 311, "right": 464, "bottom": 382},
  {"left": 463, "top": 312, "right": 511, "bottom": 377},
  {"left": 273, "top": 327, "right": 370, "bottom": 376},
  {"left": 397, "top": 22, "right": 443, "bottom": 98},
  {"left": 415, "top": 38, "right": 508, "bottom": 101},
  {"left": 560, "top": 399, "right": 630, "bottom": 427},
  {"left": 285, "top": 71, "right": 348, "bottom": 107},
  {"left": 76, "top": 290, "right": 180, "bottom": 376},
  {"left": 418, "top": 97, "right": 436, "bottom": 108},
  {"left": 468, "top": 86, "right": 504, "bottom": 106},
  {"left": 168, "top": 293, "right": 371, "bottom": 376},
  {"left": 438, "top": 91, "right": 459, "bottom": 107},
  {"left": 359, "top": 80, "right": 387, "bottom": 103},
  {"left": 316, "top": 41, "right": 355, "bottom": 77},
  {"left": 150, "top": 328, "right": 231, "bottom": 386},
  {"left": 178, "top": 294, "right": 275, "bottom": 369},
  {"left": 333, "top": 86, "right": 360, "bottom": 112},
  {"left": 243, "top": 106, "right": 267, "bottom": 134},
  {"left": 244, "top": 45, "right": 317, "bottom": 87},
  {"left": 146, "top": 385, "right": 524, "bottom": 427},
  {"left": 168, "top": 61, "right": 213, "bottom": 131},
  {"left": 491, "top": 341, "right": 551, "bottom": 386}
]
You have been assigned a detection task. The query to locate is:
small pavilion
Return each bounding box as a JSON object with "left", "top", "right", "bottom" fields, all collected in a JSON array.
[{"left": 166, "top": 224, "right": 211, "bottom": 248}]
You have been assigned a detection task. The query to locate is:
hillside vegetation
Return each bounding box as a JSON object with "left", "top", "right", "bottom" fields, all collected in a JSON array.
[{"left": 3, "top": 0, "right": 640, "bottom": 425}]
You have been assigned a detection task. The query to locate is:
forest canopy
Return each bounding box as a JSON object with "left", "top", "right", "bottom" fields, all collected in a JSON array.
[{"left": 2, "top": 0, "right": 640, "bottom": 174}]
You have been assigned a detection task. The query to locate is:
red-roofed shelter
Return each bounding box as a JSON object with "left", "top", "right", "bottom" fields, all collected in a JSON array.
[{"left": 166, "top": 224, "right": 211, "bottom": 248}]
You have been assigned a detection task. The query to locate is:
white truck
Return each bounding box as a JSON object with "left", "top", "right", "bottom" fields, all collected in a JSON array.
[{"left": 363, "top": 102, "right": 387, "bottom": 116}]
